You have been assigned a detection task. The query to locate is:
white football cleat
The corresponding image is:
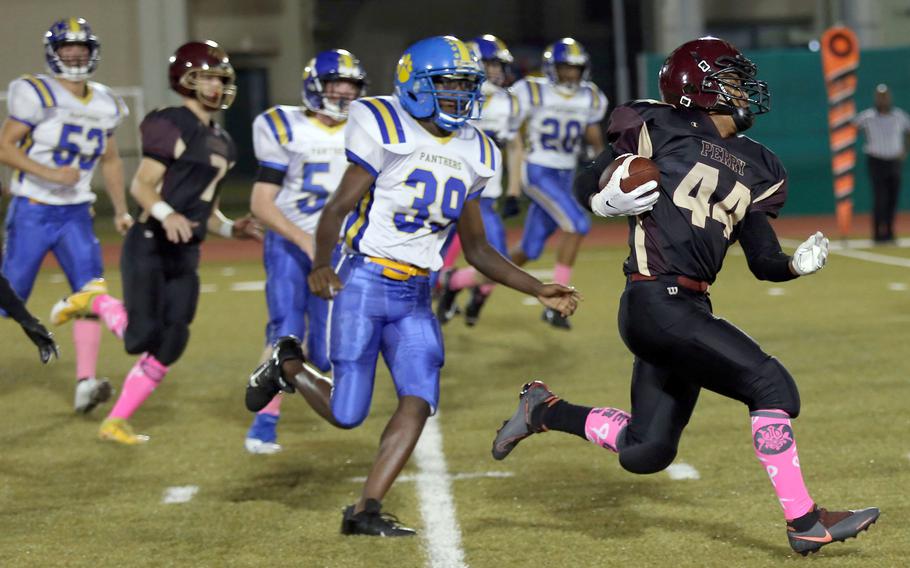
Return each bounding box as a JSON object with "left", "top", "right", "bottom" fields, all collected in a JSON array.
[
  {"left": 74, "top": 377, "right": 113, "bottom": 414},
  {"left": 245, "top": 438, "right": 283, "bottom": 454}
]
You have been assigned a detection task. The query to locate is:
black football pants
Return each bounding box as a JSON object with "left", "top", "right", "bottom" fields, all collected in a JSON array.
[
  {"left": 614, "top": 278, "right": 800, "bottom": 474},
  {"left": 867, "top": 156, "right": 902, "bottom": 242},
  {"left": 120, "top": 223, "right": 200, "bottom": 366}
]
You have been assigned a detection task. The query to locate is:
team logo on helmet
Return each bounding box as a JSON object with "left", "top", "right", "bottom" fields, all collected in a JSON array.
[{"left": 397, "top": 54, "right": 413, "bottom": 84}]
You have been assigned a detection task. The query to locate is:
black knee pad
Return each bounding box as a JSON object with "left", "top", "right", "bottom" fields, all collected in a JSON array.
[
  {"left": 155, "top": 324, "right": 190, "bottom": 366},
  {"left": 751, "top": 357, "right": 801, "bottom": 418},
  {"left": 618, "top": 442, "right": 678, "bottom": 475},
  {"left": 124, "top": 322, "right": 160, "bottom": 356}
]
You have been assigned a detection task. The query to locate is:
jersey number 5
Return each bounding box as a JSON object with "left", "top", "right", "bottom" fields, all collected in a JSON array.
[
  {"left": 671, "top": 162, "right": 751, "bottom": 239},
  {"left": 394, "top": 168, "right": 467, "bottom": 233}
]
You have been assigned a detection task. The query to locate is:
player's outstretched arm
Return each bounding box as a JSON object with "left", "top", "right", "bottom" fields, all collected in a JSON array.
[
  {"left": 308, "top": 163, "right": 376, "bottom": 299},
  {"left": 0, "top": 272, "right": 58, "bottom": 363},
  {"left": 99, "top": 135, "right": 133, "bottom": 234},
  {"left": 458, "top": 200, "right": 579, "bottom": 316},
  {"left": 0, "top": 118, "right": 79, "bottom": 186},
  {"left": 738, "top": 211, "right": 826, "bottom": 281}
]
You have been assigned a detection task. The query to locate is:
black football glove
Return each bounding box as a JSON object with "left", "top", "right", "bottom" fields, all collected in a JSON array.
[
  {"left": 501, "top": 195, "right": 520, "bottom": 219},
  {"left": 20, "top": 318, "right": 59, "bottom": 364}
]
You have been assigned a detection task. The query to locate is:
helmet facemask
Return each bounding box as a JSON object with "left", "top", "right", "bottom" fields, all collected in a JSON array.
[
  {"left": 420, "top": 70, "right": 484, "bottom": 131},
  {"left": 700, "top": 55, "right": 770, "bottom": 131},
  {"left": 179, "top": 68, "right": 237, "bottom": 110}
]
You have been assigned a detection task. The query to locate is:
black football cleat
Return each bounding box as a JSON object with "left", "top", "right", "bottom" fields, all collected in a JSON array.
[
  {"left": 244, "top": 336, "right": 300, "bottom": 412},
  {"left": 492, "top": 381, "right": 559, "bottom": 460},
  {"left": 541, "top": 307, "right": 571, "bottom": 330},
  {"left": 787, "top": 505, "right": 879, "bottom": 556},
  {"left": 464, "top": 287, "right": 488, "bottom": 327},
  {"left": 435, "top": 269, "right": 461, "bottom": 324},
  {"left": 340, "top": 499, "right": 416, "bottom": 537}
]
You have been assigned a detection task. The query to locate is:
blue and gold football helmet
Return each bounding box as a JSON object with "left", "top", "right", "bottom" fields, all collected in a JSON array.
[
  {"left": 302, "top": 49, "right": 367, "bottom": 120},
  {"left": 467, "top": 34, "right": 513, "bottom": 87},
  {"left": 394, "top": 35, "right": 485, "bottom": 132},
  {"left": 44, "top": 17, "right": 100, "bottom": 81},
  {"left": 542, "top": 37, "right": 590, "bottom": 91}
]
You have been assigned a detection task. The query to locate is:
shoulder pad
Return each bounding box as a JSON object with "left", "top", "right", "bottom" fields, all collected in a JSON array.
[
  {"left": 260, "top": 105, "right": 295, "bottom": 145},
  {"left": 16, "top": 74, "right": 57, "bottom": 108},
  {"left": 465, "top": 126, "right": 499, "bottom": 178},
  {"left": 349, "top": 96, "right": 415, "bottom": 154}
]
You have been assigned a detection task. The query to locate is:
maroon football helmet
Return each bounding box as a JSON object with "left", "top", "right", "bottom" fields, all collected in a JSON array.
[
  {"left": 658, "top": 37, "right": 769, "bottom": 130},
  {"left": 168, "top": 40, "right": 236, "bottom": 110}
]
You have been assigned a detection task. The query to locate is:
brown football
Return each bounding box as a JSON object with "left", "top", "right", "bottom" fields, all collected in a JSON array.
[{"left": 598, "top": 155, "right": 661, "bottom": 194}]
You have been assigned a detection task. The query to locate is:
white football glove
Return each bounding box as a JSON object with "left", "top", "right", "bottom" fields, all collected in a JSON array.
[
  {"left": 790, "top": 231, "right": 829, "bottom": 275},
  {"left": 590, "top": 154, "right": 659, "bottom": 218}
]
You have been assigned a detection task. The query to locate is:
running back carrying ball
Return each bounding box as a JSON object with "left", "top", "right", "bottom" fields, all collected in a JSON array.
[
  {"left": 589, "top": 154, "right": 660, "bottom": 217},
  {"left": 599, "top": 154, "right": 661, "bottom": 193}
]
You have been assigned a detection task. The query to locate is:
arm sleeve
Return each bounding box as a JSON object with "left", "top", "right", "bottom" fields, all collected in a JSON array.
[
  {"left": 0, "top": 271, "right": 33, "bottom": 323},
  {"left": 7, "top": 79, "right": 44, "bottom": 127},
  {"left": 749, "top": 153, "right": 788, "bottom": 218},
  {"left": 139, "top": 113, "right": 183, "bottom": 166},
  {"left": 738, "top": 211, "right": 798, "bottom": 282},
  {"left": 344, "top": 107, "right": 384, "bottom": 177},
  {"left": 252, "top": 113, "right": 290, "bottom": 184},
  {"left": 573, "top": 149, "right": 616, "bottom": 212}
]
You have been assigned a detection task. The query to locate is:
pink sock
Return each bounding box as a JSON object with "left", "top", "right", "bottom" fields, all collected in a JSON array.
[
  {"left": 449, "top": 267, "right": 478, "bottom": 291},
  {"left": 107, "top": 354, "right": 169, "bottom": 420},
  {"left": 73, "top": 319, "right": 101, "bottom": 380},
  {"left": 478, "top": 283, "right": 495, "bottom": 296},
  {"left": 259, "top": 394, "right": 283, "bottom": 416},
  {"left": 91, "top": 294, "right": 127, "bottom": 339},
  {"left": 443, "top": 236, "right": 462, "bottom": 268},
  {"left": 751, "top": 409, "right": 815, "bottom": 520},
  {"left": 554, "top": 263, "right": 572, "bottom": 286},
  {"left": 584, "top": 407, "right": 631, "bottom": 452}
]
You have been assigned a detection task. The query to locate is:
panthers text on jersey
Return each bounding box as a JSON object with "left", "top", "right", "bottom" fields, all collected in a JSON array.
[
  {"left": 253, "top": 105, "right": 347, "bottom": 234},
  {"left": 608, "top": 100, "right": 788, "bottom": 283},
  {"left": 343, "top": 95, "right": 500, "bottom": 271},
  {"left": 138, "top": 106, "right": 236, "bottom": 243},
  {"left": 7, "top": 73, "right": 128, "bottom": 204},
  {"left": 512, "top": 76, "right": 607, "bottom": 170},
  {"left": 469, "top": 82, "right": 520, "bottom": 199}
]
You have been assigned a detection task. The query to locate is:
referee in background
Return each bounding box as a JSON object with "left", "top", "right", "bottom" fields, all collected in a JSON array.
[{"left": 854, "top": 84, "right": 910, "bottom": 243}]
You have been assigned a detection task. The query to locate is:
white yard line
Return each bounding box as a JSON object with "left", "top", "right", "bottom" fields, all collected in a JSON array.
[
  {"left": 230, "top": 281, "right": 266, "bottom": 292},
  {"left": 161, "top": 485, "right": 199, "bottom": 504},
  {"left": 666, "top": 463, "right": 700, "bottom": 480},
  {"left": 413, "top": 415, "right": 467, "bottom": 568}
]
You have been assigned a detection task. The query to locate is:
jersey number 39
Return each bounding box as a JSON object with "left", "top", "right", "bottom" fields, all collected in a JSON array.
[{"left": 394, "top": 168, "right": 468, "bottom": 233}]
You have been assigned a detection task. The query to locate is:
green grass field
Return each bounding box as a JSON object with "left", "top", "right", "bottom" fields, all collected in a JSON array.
[{"left": 1, "top": 241, "right": 908, "bottom": 567}]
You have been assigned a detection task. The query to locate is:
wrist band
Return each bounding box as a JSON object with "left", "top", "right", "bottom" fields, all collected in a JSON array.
[
  {"left": 150, "top": 201, "right": 175, "bottom": 222},
  {"left": 218, "top": 220, "right": 235, "bottom": 238}
]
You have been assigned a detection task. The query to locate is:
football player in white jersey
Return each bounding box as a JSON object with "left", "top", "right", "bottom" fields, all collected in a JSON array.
[
  {"left": 0, "top": 18, "right": 131, "bottom": 412},
  {"left": 244, "top": 49, "right": 367, "bottom": 455},
  {"left": 436, "top": 34, "right": 525, "bottom": 326},
  {"left": 509, "top": 38, "right": 607, "bottom": 329},
  {"left": 245, "top": 35, "right": 579, "bottom": 536}
]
